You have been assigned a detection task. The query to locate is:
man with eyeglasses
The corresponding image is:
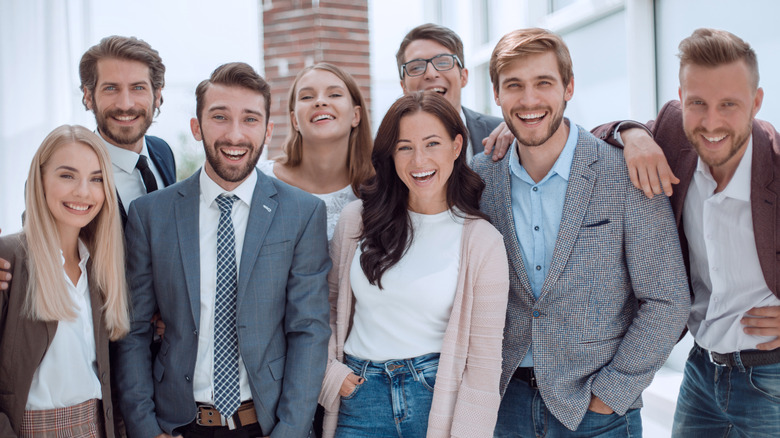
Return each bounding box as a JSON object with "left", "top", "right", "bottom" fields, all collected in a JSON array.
[{"left": 396, "top": 23, "right": 506, "bottom": 162}]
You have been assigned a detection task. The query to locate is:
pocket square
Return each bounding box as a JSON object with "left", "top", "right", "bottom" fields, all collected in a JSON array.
[{"left": 583, "top": 219, "right": 610, "bottom": 228}]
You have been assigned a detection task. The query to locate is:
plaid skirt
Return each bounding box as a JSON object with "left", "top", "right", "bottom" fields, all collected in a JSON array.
[{"left": 20, "top": 398, "right": 104, "bottom": 438}]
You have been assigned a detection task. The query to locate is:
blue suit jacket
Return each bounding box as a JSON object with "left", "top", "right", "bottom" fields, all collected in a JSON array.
[
  {"left": 114, "top": 170, "right": 331, "bottom": 438},
  {"left": 463, "top": 106, "right": 503, "bottom": 156},
  {"left": 473, "top": 126, "right": 690, "bottom": 431}
]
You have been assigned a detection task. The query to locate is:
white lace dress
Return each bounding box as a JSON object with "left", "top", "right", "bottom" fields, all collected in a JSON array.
[{"left": 257, "top": 160, "right": 357, "bottom": 241}]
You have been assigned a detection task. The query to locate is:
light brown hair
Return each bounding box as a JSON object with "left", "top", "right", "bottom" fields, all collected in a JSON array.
[
  {"left": 489, "top": 28, "right": 573, "bottom": 93},
  {"left": 678, "top": 28, "right": 759, "bottom": 89},
  {"left": 79, "top": 35, "right": 166, "bottom": 114}
]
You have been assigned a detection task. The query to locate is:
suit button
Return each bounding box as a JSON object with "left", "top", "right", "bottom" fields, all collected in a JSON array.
[
  {"left": 194, "top": 330, "right": 198, "bottom": 336},
  {"left": 185, "top": 375, "right": 191, "bottom": 382},
  {"left": 532, "top": 310, "right": 541, "bottom": 318}
]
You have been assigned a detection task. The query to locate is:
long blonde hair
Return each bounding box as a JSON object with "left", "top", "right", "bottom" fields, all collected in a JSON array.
[
  {"left": 23, "top": 124, "right": 129, "bottom": 340},
  {"left": 277, "top": 63, "right": 374, "bottom": 196}
]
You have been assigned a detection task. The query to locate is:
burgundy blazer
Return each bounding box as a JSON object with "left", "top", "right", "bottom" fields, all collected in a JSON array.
[
  {"left": 0, "top": 233, "right": 115, "bottom": 437},
  {"left": 593, "top": 100, "right": 780, "bottom": 298}
]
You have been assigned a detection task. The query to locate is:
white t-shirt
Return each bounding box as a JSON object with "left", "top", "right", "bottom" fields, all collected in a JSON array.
[{"left": 344, "top": 210, "right": 464, "bottom": 361}]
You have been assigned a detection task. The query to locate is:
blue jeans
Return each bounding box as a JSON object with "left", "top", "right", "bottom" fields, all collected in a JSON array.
[
  {"left": 494, "top": 374, "right": 642, "bottom": 437},
  {"left": 335, "top": 352, "right": 439, "bottom": 438},
  {"left": 672, "top": 344, "right": 780, "bottom": 437}
]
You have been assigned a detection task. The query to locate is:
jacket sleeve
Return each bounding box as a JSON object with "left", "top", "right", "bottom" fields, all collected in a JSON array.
[{"left": 450, "top": 222, "right": 509, "bottom": 437}]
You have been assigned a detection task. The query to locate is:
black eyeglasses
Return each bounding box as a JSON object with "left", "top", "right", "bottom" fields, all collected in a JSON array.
[{"left": 400, "top": 54, "right": 463, "bottom": 78}]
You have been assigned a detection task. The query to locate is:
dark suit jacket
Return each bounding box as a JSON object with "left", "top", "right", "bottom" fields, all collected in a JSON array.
[
  {"left": 593, "top": 100, "right": 780, "bottom": 298},
  {"left": 114, "top": 170, "right": 331, "bottom": 438},
  {"left": 117, "top": 135, "right": 176, "bottom": 225},
  {"left": 0, "top": 234, "right": 114, "bottom": 437},
  {"left": 463, "top": 106, "right": 503, "bottom": 156}
]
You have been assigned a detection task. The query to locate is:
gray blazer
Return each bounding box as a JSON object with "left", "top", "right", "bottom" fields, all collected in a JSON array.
[
  {"left": 473, "top": 126, "right": 690, "bottom": 431},
  {"left": 114, "top": 170, "right": 331, "bottom": 438},
  {"left": 463, "top": 106, "right": 503, "bottom": 156}
]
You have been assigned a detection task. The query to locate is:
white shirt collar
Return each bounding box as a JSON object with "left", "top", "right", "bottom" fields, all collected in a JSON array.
[
  {"left": 99, "top": 132, "right": 151, "bottom": 175},
  {"left": 695, "top": 136, "right": 752, "bottom": 202},
  {"left": 199, "top": 166, "right": 257, "bottom": 208}
]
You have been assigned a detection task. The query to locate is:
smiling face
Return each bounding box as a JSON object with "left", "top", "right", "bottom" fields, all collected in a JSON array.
[
  {"left": 494, "top": 52, "right": 573, "bottom": 148},
  {"left": 401, "top": 39, "right": 468, "bottom": 112},
  {"left": 291, "top": 69, "right": 360, "bottom": 144},
  {"left": 679, "top": 60, "right": 762, "bottom": 173},
  {"left": 85, "top": 58, "right": 161, "bottom": 153},
  {"left": 43, "top": 142, "right": 106, "bottom": 239},
  {"left": 393, "top": 111, "right": 462, "bottom": 214},
  {"left": 191, "top": 83, "right": 273, "bottom": 191}
]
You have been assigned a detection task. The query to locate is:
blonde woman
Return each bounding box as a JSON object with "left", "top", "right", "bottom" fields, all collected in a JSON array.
[
  {"left": 0, "top": 125, "right": 129, "bottom": 437},
  {"left": 258, "top": 62, "right": 374, "bottom": 240}
]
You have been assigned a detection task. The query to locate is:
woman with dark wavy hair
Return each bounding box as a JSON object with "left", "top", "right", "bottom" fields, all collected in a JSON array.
[{"left": 319, "top": 91, "right": 509, "bottom": 437}]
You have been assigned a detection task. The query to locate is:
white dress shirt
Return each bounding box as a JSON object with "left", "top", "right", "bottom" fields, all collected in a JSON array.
[
  {"left": 344, "top": 210, "right": 463, "bottom": 361},
  {"left": 101, "top": 134, "right": 165, "bottom": 208},
  {"left": 193, "top": 169, "right": 257, "bottom": 404},
  {"left": 685, "top": 139, "right": 779, "bottom": 353},
  {"left": 26, "top": 240, "right": 102, "bottom": 409}
]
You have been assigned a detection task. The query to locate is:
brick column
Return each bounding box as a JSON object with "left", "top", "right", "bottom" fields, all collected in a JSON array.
[{"left": 263, "top": 0, "right": 370, "bottom": 157}]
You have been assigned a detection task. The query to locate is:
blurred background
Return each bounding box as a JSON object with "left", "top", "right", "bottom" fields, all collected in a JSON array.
[{"left": 2, "top": 1, "right": 779, "bottom": 434}]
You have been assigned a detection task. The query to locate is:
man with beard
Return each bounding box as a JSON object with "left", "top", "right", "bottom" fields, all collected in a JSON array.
[
  {"left": 472, "top": 28, "right": 690, "bottom": 436},
  {"left": 594, "top": 29, "right": 780, "bottom": 437},
  {"left": 114, "top": 63, "right": 331, "bottom": 438},
  {"left": 79, "top": 35, "right": 176, "bottom": 224}
]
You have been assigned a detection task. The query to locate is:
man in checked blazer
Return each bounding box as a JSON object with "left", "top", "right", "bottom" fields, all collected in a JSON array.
[{"left": 473, "top": 28, "right": 690, "bottom": 436}]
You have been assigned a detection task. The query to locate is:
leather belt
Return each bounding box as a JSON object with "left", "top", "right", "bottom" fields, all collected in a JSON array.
[
  {"left": 196, "top": 400, "right": 257, "bottom": 430},
  {"left": 703, "top": 345, "right": 780, "bottom": 368},
  {"left": 512, "top": 367, "right": 537, "bottom": 388}
]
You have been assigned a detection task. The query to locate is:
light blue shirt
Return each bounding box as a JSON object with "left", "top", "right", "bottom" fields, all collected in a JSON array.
[{"left": 510, "top": 119, "right": 578, "bottom": 367}]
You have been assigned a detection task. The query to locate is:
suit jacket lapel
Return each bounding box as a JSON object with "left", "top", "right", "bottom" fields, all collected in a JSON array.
[
  {"left": 146, "top": 136, "right": 176, "bottom": 187},
  {"left": 175, "top": 172, "right": 202, "bottom": 325},
  {"left": 750, "top": 122, "right": 778, "bottom": 295},
  {"left": 494, "top": 155, "right": 534, "bottom": 297},
  {"left": 236, "top": 174, "right": 278, "bottom": 309},
  {"left": 541, "top": 130, "right": 597, "bottom": 298}
]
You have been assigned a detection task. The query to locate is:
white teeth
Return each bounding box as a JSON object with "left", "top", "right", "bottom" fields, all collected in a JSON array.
[
  {"left": 312, "top": 114, "right": 334, "bottom": 122},
  {"left": 412, "top": 170, "right": 435, "bottom": 178},
  {"left": 430, "top": 88, "right": 446, "bottom": 94},
  {"left": 65, "top": 203, "right": 89, "bottom": 211},
  {"left": 115, "top": 116, "right": 136, "bottom": 121},
  {"left": 705, "top": 134, "right": 726, "bottom": 142},
  {"left": 520, "top": 113, "right": 545, "bottom": 120},
  {"left": 224, "top": 149, "right": 247, "bottom": 156}
]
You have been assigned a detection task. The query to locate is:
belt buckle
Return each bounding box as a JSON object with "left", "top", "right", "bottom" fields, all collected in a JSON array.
[{"left": 707, "top": 349, "right": 727, "bottom": 367}]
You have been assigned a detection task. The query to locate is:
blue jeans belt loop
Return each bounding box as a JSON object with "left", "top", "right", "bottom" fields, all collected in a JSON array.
[{"left": 512, "top": 367, "right": 537, "bottom": 388}]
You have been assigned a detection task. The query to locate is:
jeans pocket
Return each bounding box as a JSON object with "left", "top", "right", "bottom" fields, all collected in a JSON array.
[
  {"left": 748, "top": 364, "right": 780, "bottom": 402},
  {"left": 341, "top": 382, "right": 362, "bottom": 401},
  {"left": 417, "top": 365, "right": 438, "bottom": 393}
]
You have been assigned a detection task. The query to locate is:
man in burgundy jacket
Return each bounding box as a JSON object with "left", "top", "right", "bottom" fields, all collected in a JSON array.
[{"left": 594, "top": 28, "right": 780, "bottom": 437}]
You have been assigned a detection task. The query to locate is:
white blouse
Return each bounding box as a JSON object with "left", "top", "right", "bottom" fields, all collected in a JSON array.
[
  {"left": 257, "top": 160, "right": 357, "bottom": 241},
  {"left": 26, "top": 239, "right": 102, "bottom": 410},
  {"left": 344, "top": 210, "right": 464, "bottom": 361}
]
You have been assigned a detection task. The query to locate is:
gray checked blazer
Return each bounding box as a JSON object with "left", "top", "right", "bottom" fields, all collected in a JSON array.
[{"left": 472, "top": 125, "right": 691, "bottom": 431}]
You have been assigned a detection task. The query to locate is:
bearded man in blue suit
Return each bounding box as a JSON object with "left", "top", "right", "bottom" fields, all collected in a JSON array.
[
  {"left": 473, "top": 29, "right": 690, "bottom": 437},
  {"left": 114, "top": 63, "right": 330, "bottom": 438}
]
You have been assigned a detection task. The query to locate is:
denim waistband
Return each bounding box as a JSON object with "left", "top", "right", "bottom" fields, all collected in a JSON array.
[{"left": 345, "top": 352, "right": 440, "bottom": 377}]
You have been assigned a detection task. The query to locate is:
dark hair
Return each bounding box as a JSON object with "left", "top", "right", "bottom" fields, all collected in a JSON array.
[
  {"left": 359, "top": 91, "right": 487, "bottom": 289},
  {"left": 678, "top": 28, "right": 759, "bottom": 89},
  {"left": 395, "top": 23, "right": 465, "bottom": 79},
  {"left": 490, "top": 28, "right": 573, "bottom": 94},
  {"left": 278, "top": 63, "right": 374, "bottom": 196},
  {"left": 195, "top": 62, "right": 272, "bottom": 123},
  {"left": 79, "top": 35, "right": 166, "bottom": 114}
]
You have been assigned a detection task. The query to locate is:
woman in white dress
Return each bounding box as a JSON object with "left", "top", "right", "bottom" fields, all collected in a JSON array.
[{"left": 257, "top": 63, "right": 374, "bottom": 240}]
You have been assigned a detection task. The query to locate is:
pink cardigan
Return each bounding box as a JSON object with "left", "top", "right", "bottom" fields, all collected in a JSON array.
[{"left": 318, "top": 201, "right": 509, "bottom": 437}]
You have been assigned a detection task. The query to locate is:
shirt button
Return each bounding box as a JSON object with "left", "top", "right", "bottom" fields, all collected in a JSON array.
[
  {"left": 534, "top": 226, "right": 540, "bottom": 231},
  {"left": 712, "top": 267, "right": 719, "bottom": 272},
  {"left": 532, "top": 310, "right": 541, "bottom": 318},
  {"left": 532, "top": 187, "right": 538, "bottom": 192},
  {"left": 535, "top": 265, "right": 542, "bottom": 271}
]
